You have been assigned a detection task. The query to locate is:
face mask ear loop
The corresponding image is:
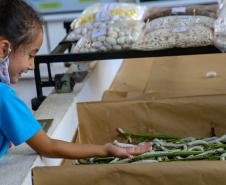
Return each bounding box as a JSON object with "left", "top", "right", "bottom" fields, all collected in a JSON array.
[{"left": 7, "top": 48, "right": 12, "bottom": 56}]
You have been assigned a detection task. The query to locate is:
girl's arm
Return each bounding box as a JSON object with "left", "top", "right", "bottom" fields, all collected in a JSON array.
[{"left": 26, "top": 129, "right": 151, "bottom": 159}]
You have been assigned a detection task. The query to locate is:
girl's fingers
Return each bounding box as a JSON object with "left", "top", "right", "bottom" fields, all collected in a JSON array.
[
  {"left": 126, "top": 142, "right": 152, "bottom": 155},
  {"left": 109, "top": 142, "right": 153, "bottom": 158}
]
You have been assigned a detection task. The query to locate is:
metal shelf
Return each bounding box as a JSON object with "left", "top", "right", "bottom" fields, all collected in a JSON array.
[
  {"left": 36, "top": 45, "right": 220, "bottom": 63},
  {"left": 32, "top": 36, "right": 221, "bottom": 110}
]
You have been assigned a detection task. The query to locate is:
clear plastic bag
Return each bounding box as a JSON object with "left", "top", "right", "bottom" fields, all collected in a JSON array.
[
  {"left": 214, "top": 0, "right": 226, "bottom": 52},
  {"left": 218, "top": 0, "right": 226, "bottom": 9},
  {"left": 71, "top": 20, "right": 144, "bottom": 53},
  {"left": 148, "top": 15, "right": 215, "bottom": 32},
  {"left": 67, "top": 21, "right": 93, "bottom": 41},
  {"left": 71, "top": 3, "right": 146, "bottom": 29},
  {"left": 67, "top": 3, "right": 146, "bottom": 41},
  {"left": 133, "top": 16, "right": 214, "bottom": 51},
  {"left": 143, "top": 4, "right": 217, "bottom": 22}
]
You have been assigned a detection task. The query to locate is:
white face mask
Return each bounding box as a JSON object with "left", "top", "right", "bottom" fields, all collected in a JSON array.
[{"left": 0, "top": 48, "right": 11, "bottom": 85}]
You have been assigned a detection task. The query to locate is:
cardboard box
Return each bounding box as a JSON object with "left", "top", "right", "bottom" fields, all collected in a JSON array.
[
  {"left": 105, "top": 54, "right": 226, "bottom": 101},
  {"left": 33, "top": 95, "right": 226, "bottom": 185}
]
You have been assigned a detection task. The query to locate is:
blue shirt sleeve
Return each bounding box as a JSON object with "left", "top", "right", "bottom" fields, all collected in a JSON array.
[{"left": 0, "top": 83, "right": 42, "bottom": 146}]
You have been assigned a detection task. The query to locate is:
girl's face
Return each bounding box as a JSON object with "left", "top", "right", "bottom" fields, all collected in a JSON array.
[{"left": 8, "top": 29, "right": 43, "bottom": 83}]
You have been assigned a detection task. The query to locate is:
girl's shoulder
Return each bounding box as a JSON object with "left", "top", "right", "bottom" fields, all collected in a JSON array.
[{"left": 0, "top": 82, "right": 15, "bottom": 97}]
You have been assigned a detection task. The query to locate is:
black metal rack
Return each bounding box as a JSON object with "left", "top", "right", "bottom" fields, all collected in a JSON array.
[
  {"left": 32, "top": 20, "right": 221, "bottom": 111},
  {"left": 32, "top": 42, "right": 221, "bottom": 110}
]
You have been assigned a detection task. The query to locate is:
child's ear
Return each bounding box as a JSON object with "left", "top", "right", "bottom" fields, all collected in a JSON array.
[{"left": 0, "top": 39, "right": 11, "bottom": 59}]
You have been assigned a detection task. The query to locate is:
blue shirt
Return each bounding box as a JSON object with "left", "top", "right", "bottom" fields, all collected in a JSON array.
[{"left": 0, "top": 82, "right": 42, "bottom": 158}]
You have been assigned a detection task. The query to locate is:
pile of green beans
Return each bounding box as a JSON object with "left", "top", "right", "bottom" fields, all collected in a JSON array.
[{"left": 77, "top": 128, "right": 226, "bottom": 165}]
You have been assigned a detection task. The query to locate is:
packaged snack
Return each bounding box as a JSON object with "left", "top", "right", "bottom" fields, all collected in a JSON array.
[
  {"left": 133, "top": 16, "right": 214, "bottom": 51},
  {"left": 148, "top": 15, "right": 215, "bottom": 32},
  {"left": 71, "top": 20, "right": 144, "bottom": 53}
]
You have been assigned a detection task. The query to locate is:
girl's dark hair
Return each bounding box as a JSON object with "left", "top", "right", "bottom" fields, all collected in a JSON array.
[{"left": 0, "top": 0, "right": 43, "bottom": 50}]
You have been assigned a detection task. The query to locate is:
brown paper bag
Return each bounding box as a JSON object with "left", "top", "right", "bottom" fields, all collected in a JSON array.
[
  {"left": 77, "top": 97, "right": 226, "bottom": 144},
  {"left": 107, "top": 54, "right": 226, "bottom": 101},
  {"left": 110, "top": 58, "right": 154, "bottom": 92},
  {"left": 33, "top": 96, "right": 226, "bottom": 185},
  {"left": 33, "top": 161, "right": 226, "bottom": 185}
]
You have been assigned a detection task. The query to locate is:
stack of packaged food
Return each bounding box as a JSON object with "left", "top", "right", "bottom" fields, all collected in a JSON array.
[{"left": 66, "top": 2, "right": 226, "bottom": 53}]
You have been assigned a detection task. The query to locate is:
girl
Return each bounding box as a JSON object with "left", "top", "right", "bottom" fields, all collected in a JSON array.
[{"left": 0, "top": 0, "right": 151, "bottom": 160}]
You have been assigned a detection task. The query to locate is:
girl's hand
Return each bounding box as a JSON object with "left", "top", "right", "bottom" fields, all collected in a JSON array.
[{"left": 104, "top": 142, "right": 152, "bottom": 159}]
